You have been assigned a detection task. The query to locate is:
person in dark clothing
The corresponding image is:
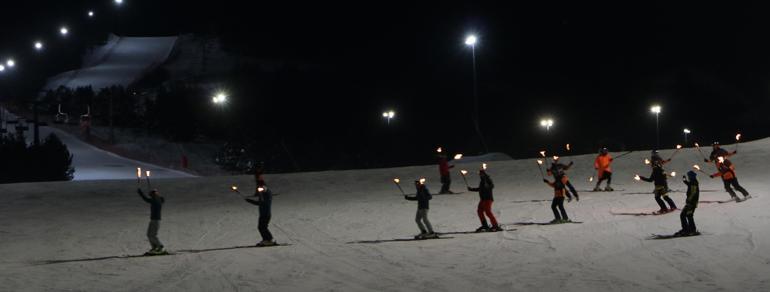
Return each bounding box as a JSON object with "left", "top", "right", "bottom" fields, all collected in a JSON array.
[
  {"left": 543, "top": 178, "right": 570, "bottom": 223},
  {"left": 137, "top": 188, "right": 165, "bottom": 254},
  {"left": 638, "top": 162, "right": 677, "bottom": 213},
  {"left": 437, "top": 152, "right": 455, "bottom": 194},
  {"left": 548, "top": 159, "right": 579, "bottom": 201},
  {"left": 705, "top": 142, "right": 734, "bottom": 163},
  {"left": 677, "top": 171, "right": 700, "bottom": 236},
  {"left": 467, "top": 169, "right": 500, "bottom": 232},
  {"left": 650, "top": 150, "right": 671, "bottom": 166},
  {"left": 245, "top": 186, "right": 275, "bottom": 246},
  {"left": 710, "top": 159, "right": 751, "bottom": 201},
  {"left": 405, "top": 179, "right": 436, "bottom": 239}
]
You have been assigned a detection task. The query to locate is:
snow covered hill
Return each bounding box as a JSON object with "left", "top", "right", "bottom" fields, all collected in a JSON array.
[{"left": 1, "top": 138, "right": 769, "bottom": 291}]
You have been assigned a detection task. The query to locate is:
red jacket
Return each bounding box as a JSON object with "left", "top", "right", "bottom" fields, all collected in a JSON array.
[
  {"left": 711, "top": 161, "right": 736, "bottom": 181},
  {"left": 438, "top": 156, "right": 454, "bottom": 176}
]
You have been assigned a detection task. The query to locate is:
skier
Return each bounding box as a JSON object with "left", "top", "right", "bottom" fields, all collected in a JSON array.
[
  {"left": 405, "top": 179, "right": 437, "bottom": 239},
  {"left": 548, "top": 158, "right": 579, "bottom": 201},
  {"left": 593, "top": 148, "right": 614, "bottom": 191},
  {"left": 543, "top": 178, "right": 570, "bottom": 223},
  {"left": 467, "top": 168, "right": 501, "bottom": 232},
  {"left": 676, "top": 171, "right": 700, "bottom": 236},
  {"left": 709, "top": 158, "right": 750, "bottom": 201},
  {"left": 245, "top": 185, "right": 276, "bottom": 246},
  {"left": 437, "top": 151, "right": 455, "bottom": 194},
  {"left": 137, "top": 188, "right": 166, "bottom": 255},
  {"left": 638, "top": 161, "right": 677, "bottom": 213},
  {"left": 650, "top": 150, "right": 671, "bottom": 166},
  {"left": 705, "top": 142, "right": 734, "bottom": 163}
]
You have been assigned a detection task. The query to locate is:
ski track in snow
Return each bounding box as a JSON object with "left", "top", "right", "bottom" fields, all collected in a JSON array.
[{"left": 2, "top": 139, "right": 770, "bottom": 291}]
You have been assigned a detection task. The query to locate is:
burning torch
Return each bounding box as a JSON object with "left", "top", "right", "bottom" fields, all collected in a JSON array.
[
  {"left": 454, "top": 154, "right": 463, "bottom": 160},
  {"left": 536, "top": 159, "right": 545, "bottom": 179},
  {"left": 460, "top": 170, "right": 469, "bottom": 187},
  {"left": 692, "top": 164, "right": 707, "bottom": 175},
  {"left": 393, "top": 178, "right": 406, "bottom": 195},
  {"left": 136, "top": 167, "right": 142, "bottom": 185},
  {"left": 694, "top": 142, "right": 708, "bottom": 161},
  {"left": 145, "top": 170, "right": 152, "bottom": 189},
  {"left": 735, "top": 133, "right": 742, "bottom": 153},
  {"left": 668, "top": 144, "right": 683, "bottom": 160}
]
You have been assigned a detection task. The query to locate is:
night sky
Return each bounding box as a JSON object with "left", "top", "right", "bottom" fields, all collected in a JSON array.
[{"left": 2, "top": 1, "right": 770, "bottom": 169}]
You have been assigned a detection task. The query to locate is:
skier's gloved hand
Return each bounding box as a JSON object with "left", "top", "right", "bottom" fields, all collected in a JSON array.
[
  {"left": 704, "top": 159, "right": 709, "bottom": 163},
  {"left": 732, "top": 150, "right": 737, "bottom": 154},
  {"left": 710, "top": 174, "right": 716, "bottom": 178},
  {"left": 467, "top": 187, "right": 472, "bottom": 191},
  {"left": 136, "top": 188, "right": 142, "bottom": 195},
  {"left": 404, "top": 195, "right": 408, "bottom": 200},
  {"left": 568, "top": 161, "right": 574, "bottom": 166},
  {"left": 543, "top": 179, "right": 549, "bottom": 183}
]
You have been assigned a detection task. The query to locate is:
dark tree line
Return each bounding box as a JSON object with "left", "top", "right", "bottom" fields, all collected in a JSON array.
[{"left": 0, "top": 134, "right": 74, "bottom": 183}]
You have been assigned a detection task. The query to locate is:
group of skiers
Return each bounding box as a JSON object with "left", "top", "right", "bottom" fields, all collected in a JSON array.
[
  {"left": 135, "top": 141, "right": 752, "bottom": 254},
  {"left": 136, "top": 162, "right": 276, "bottom": 255}
]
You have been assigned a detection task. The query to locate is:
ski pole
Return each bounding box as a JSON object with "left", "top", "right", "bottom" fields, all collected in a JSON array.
[
  {"left": 694, "top": 143, "right": 708, "bottom": 161},
  {"left": 536, "top": 159, "right": 546, "bottom": 179},
  {"left": 613, "top": 151, "right": 634, "bottom": 160},
  {"left": 392, "top": 178, "right": 406, "bottom": 195},
  {"left": 459, "top": 170, "right": 470, "bottom": 188}
]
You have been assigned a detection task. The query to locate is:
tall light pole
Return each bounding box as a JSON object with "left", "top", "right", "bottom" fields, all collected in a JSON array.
[
  {"left": 465, "top": 34, "right": 488, "bottom": 153},
  {"left": 650, "top": 105, "right": 661, "bottom": 149},
  {"left": 683, "top": 128, "right": 691, "bottom": 146},
  {"left": 382, "top": 110, "right": 395, "bottom": 125}
]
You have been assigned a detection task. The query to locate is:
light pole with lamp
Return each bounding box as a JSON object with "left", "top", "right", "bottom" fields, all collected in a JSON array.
[
  {"left": 650, "top": 105, "right": 661, "bottom": 149},
  {"left": 465, "top": 34, "right": 488, "bottom": 153}
]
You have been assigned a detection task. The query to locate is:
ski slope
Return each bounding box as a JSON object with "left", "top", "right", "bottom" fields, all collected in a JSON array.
[
  {"left": 43, "top": 34, "right": 177, "bottom": 91},
  {"left": 1, "top": 138, "right": 769, "bottom": 291}
]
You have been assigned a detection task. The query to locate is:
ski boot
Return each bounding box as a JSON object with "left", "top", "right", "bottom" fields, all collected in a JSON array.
[
  {"left": 476, "top": 225, "right": 490, "bottom": 233},
  {"left": 673, "top": 229, "right": 687, "bottom": 237},
  {"left": 257, "top": 240, "right": 277, "bottom": 247},
  {"left": 489, "top": 225, "right": 503, "bottom": 232},
  {"left": 653, "top": 208, "right": 669, "bottom": 215},
  {"left": 593, "top": 186, "right": 602, "bottom": 192},
  {"left": 414, "top": 233, "right": 427, "bottom": 239},
  {"left": 604, "top": 186, "right": 614, "bottom": 192},
  {"left": 560, "top": 219, "right": 572, "bottom": 223},
  {"left": 549, "top": 219, "right": 562, "bottom": 224},
  {"left": 423, "top": 232, "right": 439, "bottom": 239}
]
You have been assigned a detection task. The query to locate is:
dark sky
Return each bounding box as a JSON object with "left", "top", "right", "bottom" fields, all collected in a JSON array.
[{"left": 2, "top": 1, "right": 770, "bottom": 165}]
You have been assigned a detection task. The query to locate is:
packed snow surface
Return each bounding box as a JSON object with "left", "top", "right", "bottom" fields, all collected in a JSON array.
[
  {"left": 43, "top": 34, "right": 177, "bottom": 91},
  {"left": 1, "top": 138, "right": 769, "bottom": 291}
]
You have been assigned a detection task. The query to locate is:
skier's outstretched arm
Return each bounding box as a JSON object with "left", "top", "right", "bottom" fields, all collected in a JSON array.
[
  {"left": 137, "top": 188, "right": 151, "bottom": 203},
  {"left": 404, "top": 195, "right": 417, "bottom": 201},
  {"left": 245, "top": 198, "right": 261, "bottom": 205}
]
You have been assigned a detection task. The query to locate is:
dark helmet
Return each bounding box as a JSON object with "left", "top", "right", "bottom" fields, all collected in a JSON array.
[{"left": 600, "top": 147, "right": 608, "bottom": 154}]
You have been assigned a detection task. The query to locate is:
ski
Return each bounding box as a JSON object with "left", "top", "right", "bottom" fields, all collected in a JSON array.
[
  {"left": 513, "top": 221, "right": 582, "bottom": 226},
  {"left": 348, "top": 236, "right": 454, "bottom": 244},
  {"left": 439, "top": 228, "right": 517, "bottom": 235},
  {"left": 648, "top": 232, "right": 701, "bottom": 240},
  {"left": 610, "top": 209, "right": 677, "bottom": 216},
  {"left": 435, "top": 192, "right": 466, "bottom": 195}
]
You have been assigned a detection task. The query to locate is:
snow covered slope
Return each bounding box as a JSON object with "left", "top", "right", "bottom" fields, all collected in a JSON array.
[
  {"left": 1, "top": 138, "right": 769, "bottom": 291},
  {"left": 43, "top": 34, "right": 177, "bottom": 91}
]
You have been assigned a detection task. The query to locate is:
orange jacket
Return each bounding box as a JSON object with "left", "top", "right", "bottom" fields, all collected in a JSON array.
[
  {"left": 594, "top": 154, "right": 613, "bottom": 175},
  {"left": 711, "top": 161, "right": 736, "bottom": 180}
]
